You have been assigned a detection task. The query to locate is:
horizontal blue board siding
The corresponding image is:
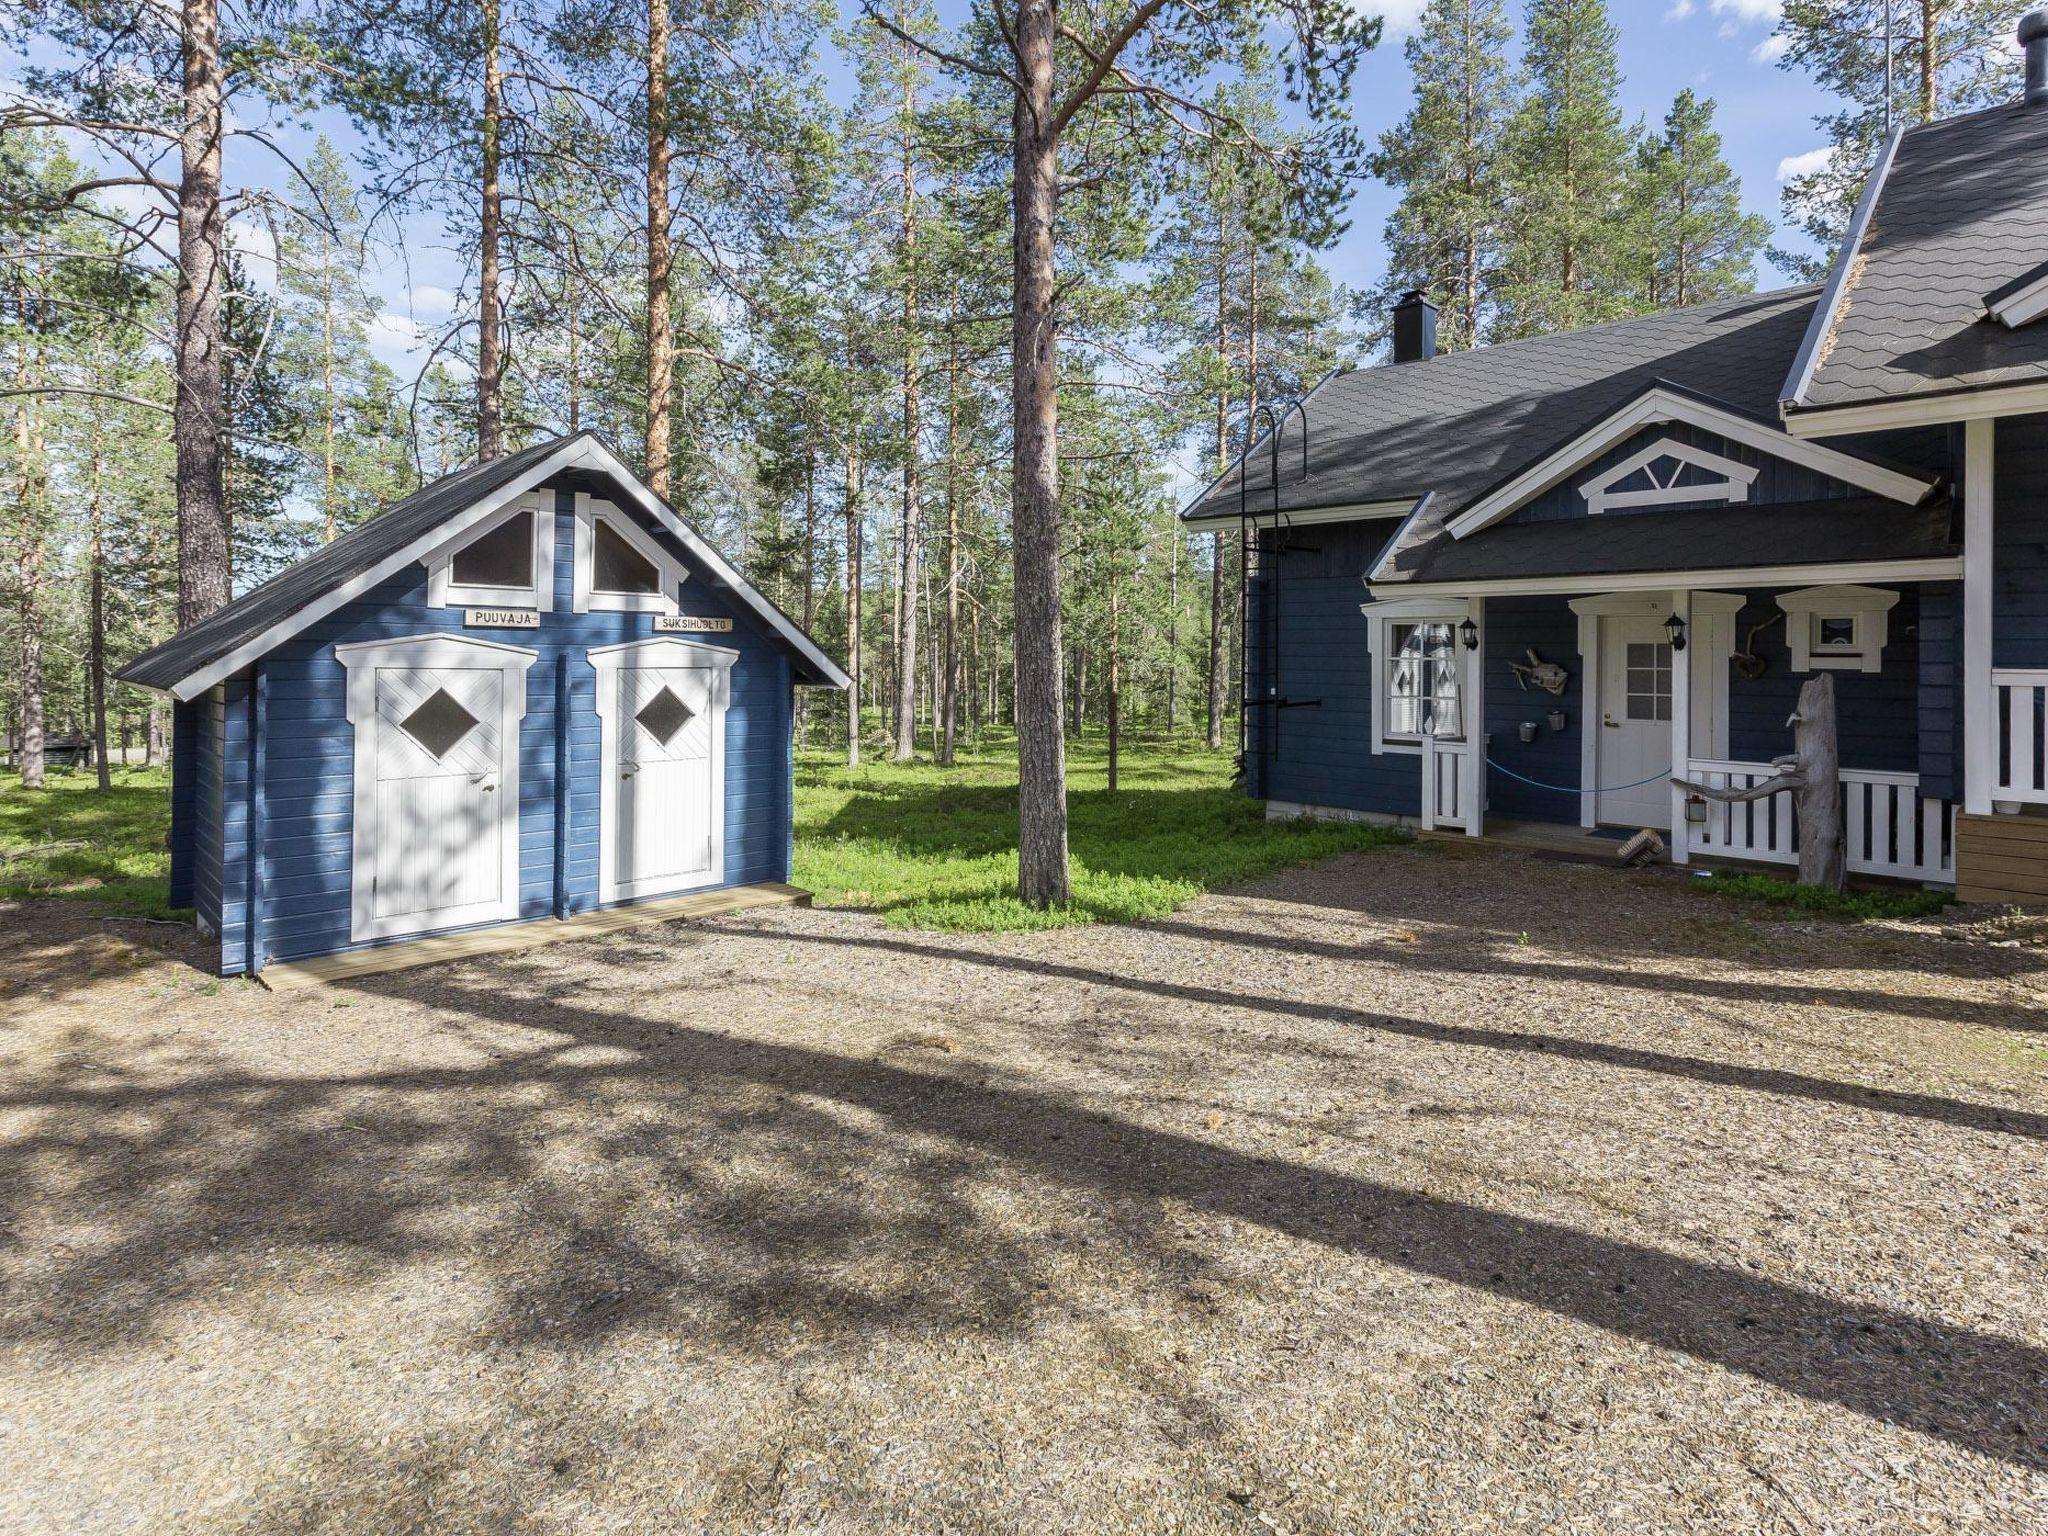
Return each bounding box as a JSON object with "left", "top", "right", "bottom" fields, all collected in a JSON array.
[
  {"left": 1726, "top": 586, "right": 1920, "bottom": 774},
  {"left": 1483, "top": 597, "right": 1582, "bottom": 824},
  {"left": 182, "top": 478, "right": 800, "bottom": 974},
  {"left": 1994, "top": 413, "right": 2048, "bottom": 668},
  {"left": 1918, "top": 581, "right": 1962, "bottom": 801}
]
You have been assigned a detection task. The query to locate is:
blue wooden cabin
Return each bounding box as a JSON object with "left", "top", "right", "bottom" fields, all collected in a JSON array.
[{"left": 118, "top": 432, "right": 850, "bottom": 977}]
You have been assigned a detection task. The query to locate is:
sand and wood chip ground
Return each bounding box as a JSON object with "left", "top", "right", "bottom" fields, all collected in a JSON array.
[{"left": 2, "top": 842, "right": 2045, "bottom": 1533}]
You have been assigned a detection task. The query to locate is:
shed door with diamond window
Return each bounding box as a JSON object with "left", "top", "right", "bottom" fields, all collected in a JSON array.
[
  {"left": 606, "top": 657, "right": 723, "bottom": 900},
  {"left": 368, "top": 664, "right": 512, "bottom": 932}
]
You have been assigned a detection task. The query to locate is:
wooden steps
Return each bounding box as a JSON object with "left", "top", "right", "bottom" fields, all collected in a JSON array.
[
  {"left": 257, "top": 882, "right": 813, "bottom": 990},
  {"left": 1955, "top": 814, "right": 2048, "bottom": 905}
]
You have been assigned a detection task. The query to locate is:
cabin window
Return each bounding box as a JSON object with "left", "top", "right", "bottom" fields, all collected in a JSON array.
[
  {"left": 1387, "top": 622, "right": 1462, "bottom": 740},
  {"left": 426, "top": 495, "right": 553, "bottom": 611},
  {"left": 1777, "top": 585, "right": 1898, "bottom": 673},
  {"left": 451, "top": 511, "right": 534, "bottom": 589},
  {"left": 593, "top": 519, "right": 662, "bottom": 595},
  {"left": 573, "top": 493, "right": 685, "bottom": 614}
]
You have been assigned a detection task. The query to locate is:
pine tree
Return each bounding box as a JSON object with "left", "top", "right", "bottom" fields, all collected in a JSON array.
[
  {"left": 1627, "top": 90, "right": 1771, "bottom": 310},
  {"left": 1495, "top": 0, "right": 1637, "bottom": 339},
  {"left": 1772, "top": 0, "right": 2014, "bottom": 278},
  {"left": 1370, "top": 0, "right": 1517, "bottom": 351}
]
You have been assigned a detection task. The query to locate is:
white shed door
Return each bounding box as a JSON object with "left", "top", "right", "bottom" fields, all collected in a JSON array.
[
  {"left": 367, "top": 664, "right": 512, "bottom": 932},
  {"left": 609, "top": 664, "right": 717, "bottom": 900}
]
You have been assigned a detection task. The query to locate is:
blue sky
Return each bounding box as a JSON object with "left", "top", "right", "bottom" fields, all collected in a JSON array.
[{"left": 11, "top": 0, "right": 1844, "bottom": 375}]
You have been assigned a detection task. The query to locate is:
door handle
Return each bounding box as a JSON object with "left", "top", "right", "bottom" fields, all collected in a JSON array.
[
  {"left": 472, "top": 772, "right": 499, "bottom": 792},
  {"left": 1602, "top": 715, "right": 1620, "bottom": 729}
]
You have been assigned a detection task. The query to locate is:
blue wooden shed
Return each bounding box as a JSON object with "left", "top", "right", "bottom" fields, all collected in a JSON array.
[{"left": 118, "top": 432, "right": 850, "bottom": 977}]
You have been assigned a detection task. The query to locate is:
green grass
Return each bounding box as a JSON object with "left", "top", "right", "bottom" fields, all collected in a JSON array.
[
  {"left": 794, "top": 735, "right": 1409, "bottom": 931},
  {"left": 0, "top": 765, "right": 184, "bottom": 920},
  {"left": 1688, "top": 867, "right": 1953, "bottom": 921},
  {"left": 1, "top": 740, "right": 1410, "bottom": 936}
]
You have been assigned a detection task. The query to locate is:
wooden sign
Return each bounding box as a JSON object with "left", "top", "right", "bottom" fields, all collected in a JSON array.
[
  {"left": 465, "top": 607, "right": 540, "bottom": 629},
  {"left": 653, "top": 615, "right": 733, "bottom": 633}
]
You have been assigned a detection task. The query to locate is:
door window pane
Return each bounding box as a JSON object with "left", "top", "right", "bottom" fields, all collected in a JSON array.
[
  {"left": 1624, "top": 640, "right": 1672, "bottom": 723},
  {"left": 593, "top": 519, "right": 662, "bottom": 595},
  {"left": 399, "top": 688, "right": 480, "bottom": 759},
  {"left": 451, "top": 511, "right": 533, "bottom": 589}
]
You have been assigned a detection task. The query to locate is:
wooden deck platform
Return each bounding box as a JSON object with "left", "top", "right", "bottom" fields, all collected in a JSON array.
[{"left": 257, "top": 882, "right": 814, "bottom": 991}]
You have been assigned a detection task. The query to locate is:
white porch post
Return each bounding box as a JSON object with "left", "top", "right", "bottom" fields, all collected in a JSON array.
[
  {"left": 1963, "top": 419, "right": 1996, "bottom": 816},
  {"left": 1463, "top": 597, "right": 1486, "bottom": 836},
  {"left": 1668, "top": 588, "right": 1692, "bottom": 864}
]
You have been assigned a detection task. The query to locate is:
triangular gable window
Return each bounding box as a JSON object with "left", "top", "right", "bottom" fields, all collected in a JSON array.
[{"left": 1579, "top": 437, "right": 1758, "bottom": 516}]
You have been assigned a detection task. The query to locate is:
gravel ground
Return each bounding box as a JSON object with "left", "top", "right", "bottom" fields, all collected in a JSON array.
[{"left": 2, "top": 841, "right": 2046, "bottom": 1534}]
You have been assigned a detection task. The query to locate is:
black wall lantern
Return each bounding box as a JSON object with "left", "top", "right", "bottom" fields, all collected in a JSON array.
[
  {"left": 1664, "top": 610, "right": 1688, "bottom": 652},
  {"left": 1459, "top": 617, "right": 1480, "bottom": 651}
]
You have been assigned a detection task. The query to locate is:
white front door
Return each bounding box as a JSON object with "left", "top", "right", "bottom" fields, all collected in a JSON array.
[
  {"left": 1595, "top": 616, "right": 1674, "bottom": 829},
  {"left": 594, "top": 640, "right": 732, "bottom": 903}
]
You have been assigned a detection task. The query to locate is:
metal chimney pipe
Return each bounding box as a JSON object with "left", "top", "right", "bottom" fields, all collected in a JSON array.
[{"left": 2023, "top": 10, "right": 2048, "bottom": 106}]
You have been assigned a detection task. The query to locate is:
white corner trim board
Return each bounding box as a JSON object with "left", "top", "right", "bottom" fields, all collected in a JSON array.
[
  {"left": 337, "top": 633, "right": 538, "bottom": 944},
  {"left": 424, "top": 490, "right": 556, "bottom": 613},
  {"left": 1777, "top": 584, "right": 1899, "bottom": 673},
  {"left": 1578, "top": 437, "right": 1758, "bottom": 515},
  {"left": 162, "top": 434, "right": 853, "bottom": 701},
  {"left": 573, "top": 491, "right": 689, "bottom": 615},
  {"left": 1444, "top": 385, "right": 1933, "bottom": 539}
]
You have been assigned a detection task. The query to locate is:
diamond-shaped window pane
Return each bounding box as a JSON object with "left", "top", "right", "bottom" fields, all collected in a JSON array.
[
  {"left": 636, "top": 687, "right": 694, "bottom": 746},
  {"left": 400, "top": 688, "right": 480, "bottom": 759}
]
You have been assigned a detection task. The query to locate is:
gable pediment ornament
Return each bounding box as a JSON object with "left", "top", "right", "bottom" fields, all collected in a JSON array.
[{"left": 1578, "top": 437, "right": 1759, "bottom": 515}]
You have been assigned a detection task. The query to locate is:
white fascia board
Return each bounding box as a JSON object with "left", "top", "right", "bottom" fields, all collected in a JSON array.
[
  {"left": 1783, "top": 377, "right": 2048, "bottom": 437},
  {"left": 1181, "top": 499, "right": 1415, "bottom": 531},
  {"left": 1444, "top": 386, "right": 1933, "bottom": 540},
  {"left": 1780, "top": 125, "right": 1904, "bottom": 410},
  {"left": 1987, "top": 272, "right": 2048, "bottom": 328},
  {"left": 1364, "top": 492, "right": 1438, "bottom": 583},
  {"left": 1362, "top": 555, "right": 1962, "bottom": 602},
  {"left": 570, "top": 439, "right": 852, "bottom": 690},
  {"left": 167, "top": 439, "right": 594, "bottom": 700}
]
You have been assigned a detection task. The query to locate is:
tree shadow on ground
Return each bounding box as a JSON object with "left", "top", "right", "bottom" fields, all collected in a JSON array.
[{"left": 2, "top": 949, "right": 2042, "bottom": 1473}]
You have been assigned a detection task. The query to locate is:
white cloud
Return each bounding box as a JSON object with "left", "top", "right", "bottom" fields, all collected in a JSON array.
[
  {"left": 1665, "top": 0, "right": 1695, "bottom": 19},
  {"left": 1752, "top": 30, "right": 1790, "bottom": 62},
  {"left": 1710, "top": 0, "right": 1782, "bottom": 22},
  {"left": 408, "top": 284, "right": 458, "bottom": 316},
  {"left": 1349, "top": 0, "right": 1428, "bottom": 35},
  {"left": 227, "top": 214, "right": 279, "bottom": 294},
  {"left": 1776, "top": 146, "right": 1834, "bottom": 181}
]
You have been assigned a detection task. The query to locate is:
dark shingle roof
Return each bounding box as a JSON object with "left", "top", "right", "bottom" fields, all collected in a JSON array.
[
  {"left": 1792, "top": 102, "right": 2048, "bottom": 412},
  {"left": 119, "top": 434, "right": 577, "bottom": 693},
  {"left": 1183, "top": 286, "right": 1820, "bottom": 525},
  {"left": 1374, "top": 494, "right": 1955, "bottom": 584}
]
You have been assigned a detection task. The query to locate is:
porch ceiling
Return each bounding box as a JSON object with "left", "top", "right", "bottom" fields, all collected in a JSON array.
[{"left": 1374, "top": 494, "right": 1955, "bottom": 586}]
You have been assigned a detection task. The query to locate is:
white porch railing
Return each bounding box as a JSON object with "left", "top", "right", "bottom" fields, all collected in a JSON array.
[
  {"left": 1684, "top": 757, "right": 1956, "bottom": 883},
  {"left": 1993, "top": 668, "right": 2048, "bottom": 805},
  {"left": 1419, "top": 731, "right": 1476, "bottom": 833}
]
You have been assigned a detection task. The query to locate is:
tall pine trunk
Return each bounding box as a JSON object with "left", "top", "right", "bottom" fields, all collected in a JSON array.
[
  {"left": 1010, "top": 0, "right": 1069, "bottom": 907},
  {"left": 893, "top": 38, "right": 922, "bottom": 763},
  {"left": 176, "top": 0, "right": 230, "bottom": 624},
  {"left": 321, "top": 228, "right": 337, "bottom": 540},
  {"left": 1106, "top": 563, "right": 1120, "bottom": 792},
  {"left": 12, "top": 261, "right": 45, "bottom": 790},
  {"left": 645, "top": 0, "right": 673, "bottom": 496},
  {"left": 940, "top": 309, "right": 961, "bottom": 766},
  {"left": 1205, "top": 229, "right": 1230, "bottom": 753},
  {"left": 88, "top": 394, "right": 110, "bottom": 791},
  {"left": 844, "top": 441, "right": 863, "bottom": 767},
  {"left": 477, "top": 0, "right": 505, "bottom": 459}
]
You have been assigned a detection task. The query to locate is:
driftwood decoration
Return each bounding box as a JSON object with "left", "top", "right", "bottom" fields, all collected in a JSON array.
[
  {"left": 1672, "top": 672, "right": 1845, "bottom": 891},
  {"left": 1507, "top": 649, "right": 1570, "bottom": 695}
]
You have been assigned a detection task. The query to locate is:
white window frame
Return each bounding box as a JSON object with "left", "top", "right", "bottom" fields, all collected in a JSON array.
[
  {"left": 1777, "top": 584, "right": 1898, "bottom": 673},
  {"left": 424, "top": 491, "right": 555, "bottom": 612},
  {"left": 1578, "top": 436, "right": 1759, "bottom": 515},
  {"left": 1364, "top": 596, "right": 1471, "bottom": 755},
  {"left": 574, "top": 491, "right": 688, "bottom": 614}
]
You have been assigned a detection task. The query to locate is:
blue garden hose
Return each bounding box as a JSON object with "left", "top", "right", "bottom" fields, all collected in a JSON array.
[{"left": 1484, "top": 758, "right": 1673, "bottom": 795}]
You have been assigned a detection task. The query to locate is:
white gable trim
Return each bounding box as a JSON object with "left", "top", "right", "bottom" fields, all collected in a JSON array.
[
  {"left": 162, "top": 435, "right": 851, "bottom": 700},
  {"left": 1780, "top": 124, "right": 1904, "bottom": 410},
  {"left": 572, "top": 491, "right": 688, "bottom": 614},
  {"left": 1443, "top": 386, "right": 1934, "bottom": 540},
  {"left": 1579, "top": 437, "right": 1758, "bottom": 515},
  {"left": 1784, "top": 377, "right": 2048, "bottom": 436},
  {"left": 1986, "top": 270, "right": 2048, "bottom": 328}
]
